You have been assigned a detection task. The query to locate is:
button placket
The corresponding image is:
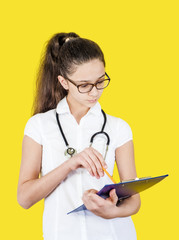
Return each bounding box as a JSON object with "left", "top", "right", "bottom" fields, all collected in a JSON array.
[{"left": 76, "top": 123, "right": 88, "bottom": 240}]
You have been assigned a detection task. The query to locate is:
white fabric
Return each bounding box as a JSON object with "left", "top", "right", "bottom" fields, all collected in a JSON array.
[{"left": 24, "top": 96, "right": 136, "bottom": 240}]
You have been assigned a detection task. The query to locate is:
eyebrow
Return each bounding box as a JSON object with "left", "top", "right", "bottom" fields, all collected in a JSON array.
[{"left": 77, "top": 73, "right": 105, "bottom": 83}]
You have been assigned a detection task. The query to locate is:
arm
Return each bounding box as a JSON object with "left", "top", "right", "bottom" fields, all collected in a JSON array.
[
  {"left": 114, "top": 139, "right": 141, "bottom": 217},
  {"left": 82, "top": 140, "right": 141, "bottom": 219},
  {"left": 17, "top": 135, "right": 72, "bottom": 209},
  {"left": 17, "top": 136, "right": 107, "bottom": 209}
]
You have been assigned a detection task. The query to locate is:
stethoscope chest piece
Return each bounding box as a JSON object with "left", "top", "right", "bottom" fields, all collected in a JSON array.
[{"left": 64, "top": 147, "right": 77, "bottom": 157}]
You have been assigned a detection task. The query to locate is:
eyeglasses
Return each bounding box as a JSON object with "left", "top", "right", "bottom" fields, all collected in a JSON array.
[{"left": 64, "top": 72, "right": 111, "bottom": 93}]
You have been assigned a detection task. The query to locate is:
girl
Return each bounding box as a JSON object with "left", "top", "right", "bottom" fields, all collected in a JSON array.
[{"left": 17, "top": 32, "right": 141, "bottom": 240}]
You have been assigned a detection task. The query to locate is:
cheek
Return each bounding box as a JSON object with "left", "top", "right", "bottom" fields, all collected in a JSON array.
[
  {"left": 74, "top": 91, "right": 85, "bottom": 99},
  {"left": 68, "top": 86, "right": 79, "bottom": 97},
  {"left": 69, "top": 88, "right": 86, "bottom": 102},
  {"left": 98, "top": 90, "right": 104, "bottom": 97}
]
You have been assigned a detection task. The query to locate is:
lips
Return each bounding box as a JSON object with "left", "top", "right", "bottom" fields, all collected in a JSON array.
[{"left": 88, "top": 99, "right": 97, "bottom": 103}]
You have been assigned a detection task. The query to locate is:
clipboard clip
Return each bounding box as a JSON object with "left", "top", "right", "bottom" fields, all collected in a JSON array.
[{"left": 121, "top": 176, "right": 151, "bottom": 183}]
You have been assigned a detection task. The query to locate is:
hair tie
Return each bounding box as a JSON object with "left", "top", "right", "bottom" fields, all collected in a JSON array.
[{"left": 65, "top": 37, "right": 74, "bottom": 43}]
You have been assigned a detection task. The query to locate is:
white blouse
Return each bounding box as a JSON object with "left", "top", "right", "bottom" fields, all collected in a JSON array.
[{"left": 24, "top": 96, "right": 137, "bottom": 240}]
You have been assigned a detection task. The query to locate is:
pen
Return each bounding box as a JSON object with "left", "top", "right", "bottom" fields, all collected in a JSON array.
[{"left": 102, "top": 167, "right": 116, "bottom": 184}]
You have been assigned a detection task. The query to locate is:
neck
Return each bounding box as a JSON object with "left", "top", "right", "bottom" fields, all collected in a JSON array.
[{"left": 66, "top": 94, "right": 90, "bottom": 124}]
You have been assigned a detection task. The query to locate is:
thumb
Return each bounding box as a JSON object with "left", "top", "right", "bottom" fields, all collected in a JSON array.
[{"left": 109, "top": 189, "right": 118, "bottom": 204}]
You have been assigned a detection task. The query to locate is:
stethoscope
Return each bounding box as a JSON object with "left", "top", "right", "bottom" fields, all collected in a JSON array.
[{"left": 55, "top": 109, "right": 110, "bottom": 160}]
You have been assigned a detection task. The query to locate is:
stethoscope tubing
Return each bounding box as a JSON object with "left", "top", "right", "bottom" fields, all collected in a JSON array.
[{"left": 55, "top": 109, "right": 110, "bottom": 158}]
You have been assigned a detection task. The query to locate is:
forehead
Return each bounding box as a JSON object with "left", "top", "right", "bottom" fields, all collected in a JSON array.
[{"left": 69, "top": 59, "right": 105, "bottom": 81}]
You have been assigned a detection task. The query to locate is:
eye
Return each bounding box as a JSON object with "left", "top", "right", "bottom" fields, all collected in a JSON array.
[
  {"left": 80, "top": 84, "right": 89, "bottom": 88},
  {"left": 96, "top": 80, "right": 105, "bottom": 86},
  {"left": 97, "top": 80, "right": 104, "bottom": 84}
]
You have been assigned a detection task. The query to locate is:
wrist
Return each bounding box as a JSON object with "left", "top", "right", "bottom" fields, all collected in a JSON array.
[
  {"left": 110, "top": 205, "right": 120, "bottom": 218},
  {"left": 112, "top": 203, "right": 131, "bottom": 218},
  {"left": 65, "top": 157, "right": 77, "bottom": 171}
]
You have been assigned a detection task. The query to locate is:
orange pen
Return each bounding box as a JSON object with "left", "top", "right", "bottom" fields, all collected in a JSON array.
[{"left": 102, "top": 167, "right": 116, "bottom": 184}]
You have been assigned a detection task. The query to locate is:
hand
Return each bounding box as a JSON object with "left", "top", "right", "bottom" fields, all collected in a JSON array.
[
  {"left": 67, "top": 147, "right": 108, "bottom": 179},
  {"left": 82, "top": 188, "right": 119, "bottom": 219}
]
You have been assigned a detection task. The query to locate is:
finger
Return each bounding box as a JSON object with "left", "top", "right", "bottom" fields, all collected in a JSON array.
[
  {"left": 86, "top": 148, "right": 104, "bottom": 177},
  {"left": 85, "top": 189, "right": 98, "bottom": 195},
  {"left": 84, "top": 189, "right": 104, "bottom": 205},
  {"left": 82, "top": 189, "right": 98, "bottom": 203},
  {"left": 91, "top": 147, "right": 108, "bottom": 169},
  {"left": 78, "top": 156, "right": 95, "bottom": 177},
  {"left": 88, "top": 189, "right": 98, "bottom": 194},
  {"left": 109, "top": 189, "right": 118, "bottom": 204},
  {"left": 81, "top": 151, "right": 99, "bottom": 178}
]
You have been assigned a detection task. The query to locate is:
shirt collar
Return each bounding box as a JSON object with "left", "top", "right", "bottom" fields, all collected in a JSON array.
[{"left": 56, "top": 96, "right": 102, "bottom": 116}]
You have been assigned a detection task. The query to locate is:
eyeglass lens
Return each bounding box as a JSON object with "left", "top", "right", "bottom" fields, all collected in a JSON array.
[{"left": 79, "top": 79, "right": 110, "bottom": 93}]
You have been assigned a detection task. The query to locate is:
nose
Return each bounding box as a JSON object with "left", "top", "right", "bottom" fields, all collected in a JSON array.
[{"left": 89, "top": 85, "right": 99, "bottom": 96}]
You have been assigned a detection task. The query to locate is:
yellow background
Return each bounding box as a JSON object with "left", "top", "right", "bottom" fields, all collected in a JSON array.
[{"left": 0, "top": 0, "right": 178, "bottom": 239}]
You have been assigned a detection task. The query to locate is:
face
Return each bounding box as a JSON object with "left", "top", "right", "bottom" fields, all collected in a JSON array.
[{"left": 57, "top": 59, "right": 105, "bottom": 109}]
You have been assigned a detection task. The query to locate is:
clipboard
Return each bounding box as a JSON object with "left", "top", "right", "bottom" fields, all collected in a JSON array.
[{"left": 67, "top": 174, "right": 168, "bottom": 214}]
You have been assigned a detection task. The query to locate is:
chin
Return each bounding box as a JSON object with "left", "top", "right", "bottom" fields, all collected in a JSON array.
[{"left": 87, "top": 103, "right": 98, "bottom": 109}]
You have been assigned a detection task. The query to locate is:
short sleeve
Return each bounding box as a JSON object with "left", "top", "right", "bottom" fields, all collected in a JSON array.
[
  {"left": 24, "top": 114, "right": 42, "bottom": 145},
  {"left": 115, "top": 119, "right": 133, "bottom": 149}
]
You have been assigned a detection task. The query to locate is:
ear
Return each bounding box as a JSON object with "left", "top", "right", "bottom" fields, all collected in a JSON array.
[{"left": 57, "top": 75, "right": 69, "bottom": 90}]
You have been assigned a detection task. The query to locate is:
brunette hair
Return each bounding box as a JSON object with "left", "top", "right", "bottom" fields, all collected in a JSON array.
[{"left": 32, "top": 32, "right": 106, "bottom": 115}]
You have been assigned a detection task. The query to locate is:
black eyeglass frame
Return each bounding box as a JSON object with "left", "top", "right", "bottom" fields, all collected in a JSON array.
[{"left": 64, "top": 72, "right": 111, "bottom": 93}]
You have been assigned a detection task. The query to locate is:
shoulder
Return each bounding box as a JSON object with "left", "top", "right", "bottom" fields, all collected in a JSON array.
[
  {"left": 105, "top": 112, "right": 132, "bottom": 130},
  {"left": 24, "top": 109, "right": 56, "bottom": 145},
  {"left": 25, "top": 109, "right": 56, "bottom": 125},
  {"left": 105, "top": 112, "right": 133, "bottom": 148}
]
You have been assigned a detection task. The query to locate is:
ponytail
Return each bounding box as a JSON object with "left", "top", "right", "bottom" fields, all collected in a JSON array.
[{"left": 32, "top": 32, "right": 105, "bottom": 115}]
